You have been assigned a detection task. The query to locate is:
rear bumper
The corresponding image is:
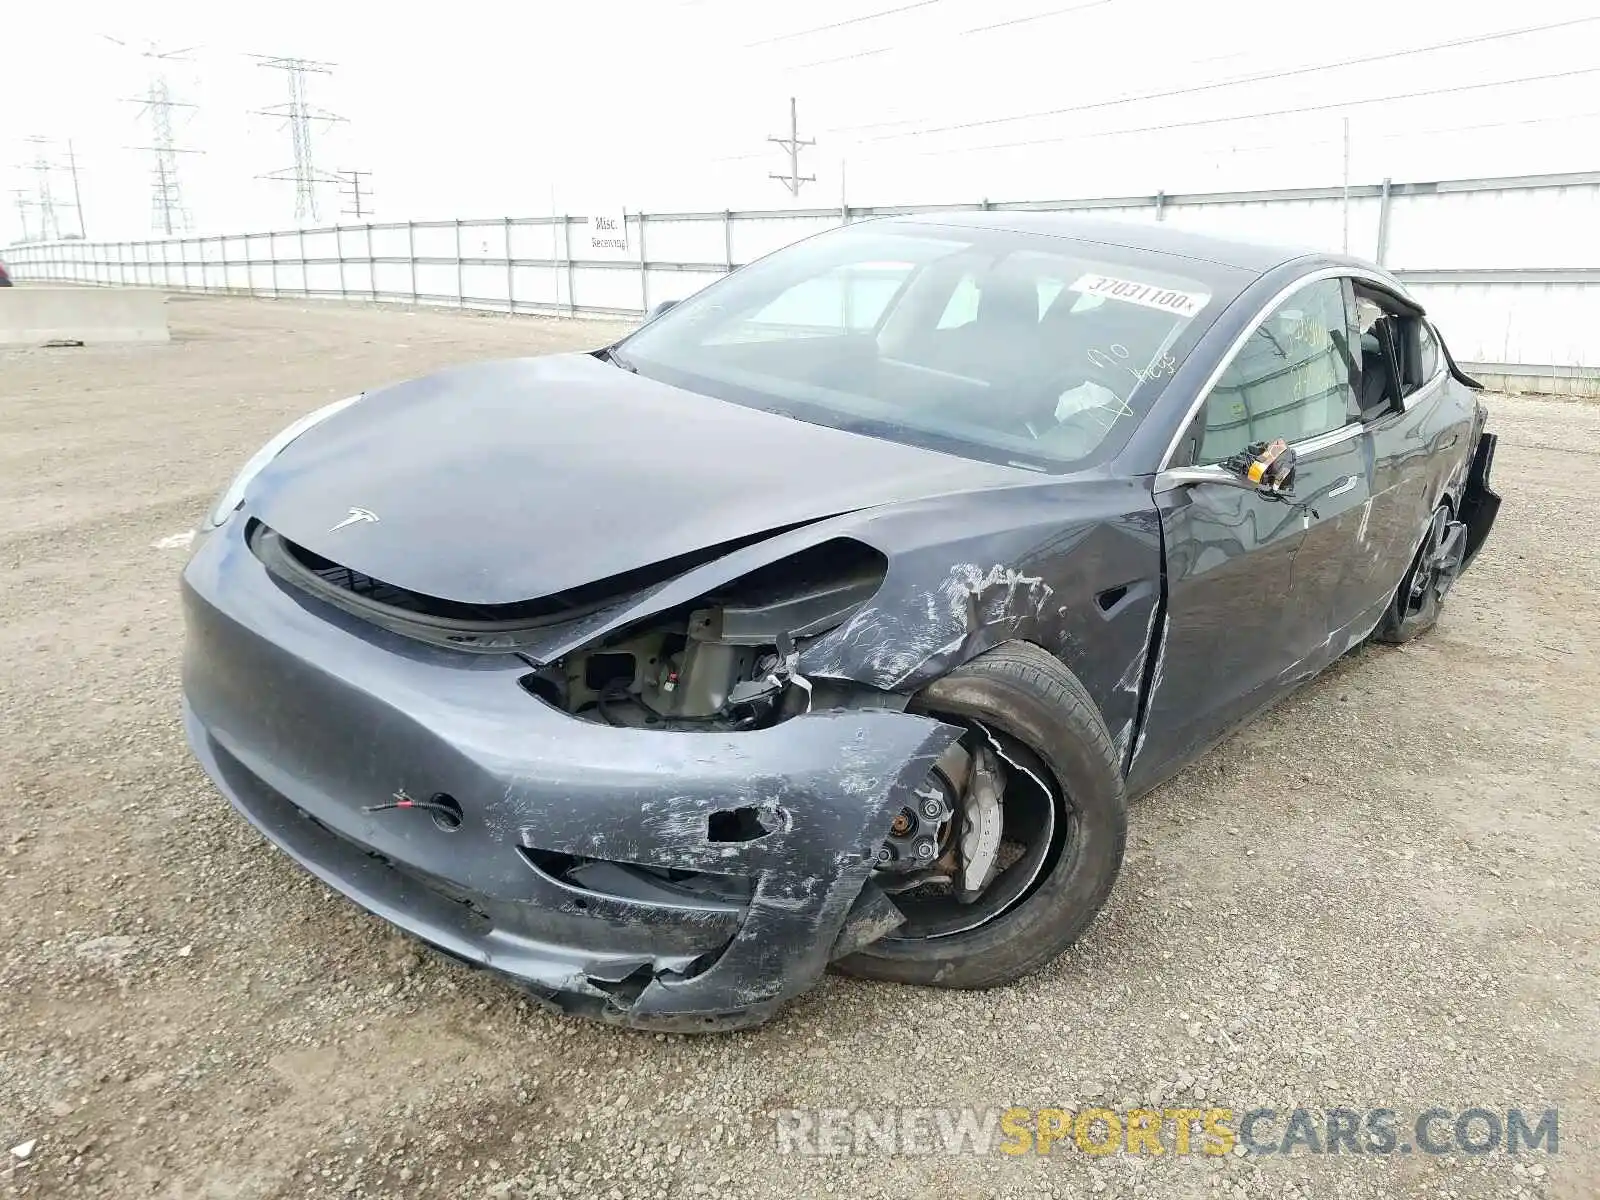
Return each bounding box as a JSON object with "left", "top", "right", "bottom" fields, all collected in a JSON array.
[
  {"left": 1458, "top": 431, "right": 1501, "bottom": 568},
  {"left": 181, "top": 517, "right": 958, "bottom": 1031}
]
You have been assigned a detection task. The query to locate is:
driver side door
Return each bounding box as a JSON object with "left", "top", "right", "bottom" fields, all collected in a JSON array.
[{"left": 1129, "top": 276, "right": 1370, "bottom": 792}]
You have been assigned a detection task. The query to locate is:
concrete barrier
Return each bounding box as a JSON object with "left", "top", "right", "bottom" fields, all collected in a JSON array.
[
  {"left": 0, "top": 287, "right": 170, "bottom": 346},
  {"left": 1462, "top": 362, "right": 1600, "bottom": 398}
]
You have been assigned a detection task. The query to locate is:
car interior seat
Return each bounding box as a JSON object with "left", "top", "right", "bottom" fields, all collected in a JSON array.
[{"left": 1360, "top": 330, "right": 1391, "bottom": 416}]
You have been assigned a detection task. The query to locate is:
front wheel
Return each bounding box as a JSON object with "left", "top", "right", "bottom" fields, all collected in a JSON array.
[{"left": 835, "top": 642, "right": 1126, "bottom": 989}]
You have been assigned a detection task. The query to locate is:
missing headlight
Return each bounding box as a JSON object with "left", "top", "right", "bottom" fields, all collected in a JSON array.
[{"left": 537, "top": 539, "right": 885, "bottom": 731}]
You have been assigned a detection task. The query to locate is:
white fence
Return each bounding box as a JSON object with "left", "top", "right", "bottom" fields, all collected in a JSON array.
[{"left": 8, "top": 170, "right": 1600, "bottom": 382}]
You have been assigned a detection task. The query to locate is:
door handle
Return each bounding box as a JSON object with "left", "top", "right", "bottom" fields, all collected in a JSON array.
[{"left": 1328, "top": 475, "right": 1358, "bottom": 498}]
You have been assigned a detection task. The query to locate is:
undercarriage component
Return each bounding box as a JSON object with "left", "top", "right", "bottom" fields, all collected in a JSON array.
[
  {"left": 957, "top": 742, "right": 1005, "bottom": 901},
  {"left": 870, "top": 731, "right": 1010, "bottom": 904},
  {"left": 875, "top": 741, "right": 965, "bottom": 882}
]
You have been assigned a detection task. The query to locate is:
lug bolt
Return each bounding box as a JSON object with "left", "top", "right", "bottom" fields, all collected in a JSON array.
[
  {"left": 920, "top": 798, "right": 942, "bottom": 819},
  {"left": 915, "top": 840, "right": 936, "bottom": 859},
  {"left": 876, "top": 846, "right": 893, "bottom": 864}
]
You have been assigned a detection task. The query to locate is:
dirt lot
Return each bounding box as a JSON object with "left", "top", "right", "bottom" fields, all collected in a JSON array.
[{"left": 1, "top": 294, "right": 1596, "bottom": 1200}]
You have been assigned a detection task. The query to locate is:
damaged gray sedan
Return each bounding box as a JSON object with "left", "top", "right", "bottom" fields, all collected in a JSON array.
[{"left": 181, "top": 214, "right": 1500, "bottom": 1030}]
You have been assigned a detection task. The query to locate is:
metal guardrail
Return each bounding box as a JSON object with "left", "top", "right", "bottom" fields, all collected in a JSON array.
[{"left": 7, "top": 169, "right": 1600, "bottom": 378}]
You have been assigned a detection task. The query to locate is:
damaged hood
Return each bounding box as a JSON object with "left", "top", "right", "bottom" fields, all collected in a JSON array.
[{"left": 248, "top": 353, "right": 1030, "bottom": 606}]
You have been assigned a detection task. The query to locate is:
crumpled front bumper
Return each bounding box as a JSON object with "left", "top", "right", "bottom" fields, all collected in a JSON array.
[{"left": 181, "top": 518, "right": 959, "bottom": 1031}]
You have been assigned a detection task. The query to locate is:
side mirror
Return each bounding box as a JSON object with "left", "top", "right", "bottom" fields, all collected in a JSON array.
[
  {"left": 1154, "top": 464, "right": 1296, "bottom": 499},
  {"left": 647, "top": 298, "right": 680, "bottom": 321},
  {"left": 1154, "top": 465, "right": 1261, "bottom": 495}
]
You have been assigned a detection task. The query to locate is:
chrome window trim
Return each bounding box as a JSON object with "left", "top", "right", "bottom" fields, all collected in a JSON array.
[
  {"left": 1290, "top": 422, "right": 1363, "bottom": 455},
  {"left": 1158, "top": 265, "right": 1411, "bottom": 471}
]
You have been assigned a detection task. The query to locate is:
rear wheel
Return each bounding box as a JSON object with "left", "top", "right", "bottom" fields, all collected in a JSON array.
[
  {"left": 1374, "top": 504, "right": 1466, "bottom": 644},
  {"left": 835, "top": 642, "right": 1126, "bottom": 989}
]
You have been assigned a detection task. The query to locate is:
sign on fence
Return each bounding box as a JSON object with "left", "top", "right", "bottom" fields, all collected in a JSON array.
[{"left": 587, "top": 211, "right": 628, "bottom": 253}]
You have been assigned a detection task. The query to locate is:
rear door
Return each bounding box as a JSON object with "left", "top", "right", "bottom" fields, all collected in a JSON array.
[
  {"left": 1349, "top": 295, "right": 1477, "bottom": 634},
  {"left": 1131, "top": 276, "right": 1368, "bottom": 788}
]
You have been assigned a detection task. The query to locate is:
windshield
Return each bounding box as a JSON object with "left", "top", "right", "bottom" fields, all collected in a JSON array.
[{"left": 618, "top": 223, "right": 1225, "bottom": 471}]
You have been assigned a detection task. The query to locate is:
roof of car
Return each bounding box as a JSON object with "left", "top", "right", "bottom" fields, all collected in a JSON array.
[{"left": 880, "top": 210, "right": 1326, "bottom": 274}]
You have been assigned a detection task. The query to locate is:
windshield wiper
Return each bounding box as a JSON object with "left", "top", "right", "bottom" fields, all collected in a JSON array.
[{"left": 596, "top": 345, "right": 638, "bottom": 373}]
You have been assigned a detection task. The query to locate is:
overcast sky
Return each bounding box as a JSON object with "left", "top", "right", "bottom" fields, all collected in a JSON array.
[{"left": 5, "top": 0, "right": 1599, "bottom": 243}]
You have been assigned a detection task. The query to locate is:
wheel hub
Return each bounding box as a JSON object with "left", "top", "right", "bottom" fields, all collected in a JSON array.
[
  {"left": 1409, "top": 509, "right": 1466, "bottom": 612},
  {"left": 875, "top": 745, "right": 963, "bottom": 876},
  {"left": 873, "top": 733, "right": 1011, "bottom": 906}
]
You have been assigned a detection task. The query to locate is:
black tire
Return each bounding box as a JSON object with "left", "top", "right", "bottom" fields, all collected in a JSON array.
[
  {"left": 835, "top": 641, "right": 1126, "bottom": 989},
  {"left": 1374, "top": 504, "right": 1464, "bottom": 645}
]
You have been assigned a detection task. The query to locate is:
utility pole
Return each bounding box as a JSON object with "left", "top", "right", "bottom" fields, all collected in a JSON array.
[
  {"left": 107, "top": 37, "right": 201, "bottom": 235},
  {"left": 768, "top": 97, "right": 815, "bottom": 198},
  {"left": 251, "top": 55, "right": 346, "bottom": 223},
  {"left": 1341, "top": 116, "right": 1351, "bottom": 255},
  {"left": 66, "top": 140, "right": 87, "bottom": 237},
  {"left": 338, "top": 168, "right": 373, "bottom": 220}
]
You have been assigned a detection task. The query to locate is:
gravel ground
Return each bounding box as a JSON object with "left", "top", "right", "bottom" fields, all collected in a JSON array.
[{"left": 1, "top": 294, "right": 1595, "bottom": 1200}]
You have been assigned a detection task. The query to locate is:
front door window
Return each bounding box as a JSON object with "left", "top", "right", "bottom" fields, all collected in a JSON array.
[{"left": 1195, "top": 279, "right": 1357, "bottom": 464}]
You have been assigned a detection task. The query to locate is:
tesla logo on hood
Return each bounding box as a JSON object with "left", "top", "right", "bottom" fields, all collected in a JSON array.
[{"left": 329, "top": 507, "right": 379, "bottom": 532}]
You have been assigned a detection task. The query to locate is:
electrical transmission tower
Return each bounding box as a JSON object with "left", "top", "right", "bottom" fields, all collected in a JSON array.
[
  {"left": 108, "top": 38, "right": 200, "bottom": 235},
  {"left": 18, "top": 137, "right": 66, "bottom": 242},
  {"left": 252, "top": 55, "right": 345, "bottom": 222},
  {"left": 12, "top": 190, "right": 34, "bottom": 243},
  {"left": 338, "top": 169, "right": 374, "bottom": 220},
  {"left": 14, "top": 136, "right": 85, "bottom": 240},
  {"left": 768, "top": 97, "right": 815, "bottom": 198}
]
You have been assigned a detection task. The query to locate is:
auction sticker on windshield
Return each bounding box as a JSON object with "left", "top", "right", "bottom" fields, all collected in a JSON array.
[{"left": 1070, "top": 274, "right": 1210, "bottom": 318}]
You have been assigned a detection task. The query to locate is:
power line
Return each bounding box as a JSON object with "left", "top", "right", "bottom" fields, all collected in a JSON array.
[
  {"left": 768, "top": 96, "right": 817, "bottom": 196},
  {"left": 251, "top": 54, "right": 346, "bottom": 223},
  {"left": 794, "top": 0, "right": 1115, "bottom": 69},
  {"left": 1212, "top": 106, "right": 1600, "bottom": 161},
  {"left": 717, "top": 82, "right": 1600, "bottom": 170},
  {"left": 794, "top": 45, "right": 895, "bottom": 70},
  {"left": 893, "top": 64, "right": 1600, "bottom": 157},
  {"left": 850, "top": 14, "right": 1600, "bottom": 142},
  {"left": 107, "top": 37, "right": 201, "bottom": 235},
  {"left": 747, "top": 0, "right": 955, "bottom": 47},
  {"left": 962, "top": 0, "right": 1114, "bottom": 36}
]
